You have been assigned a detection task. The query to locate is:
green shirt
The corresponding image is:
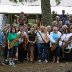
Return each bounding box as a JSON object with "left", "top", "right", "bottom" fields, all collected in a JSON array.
[{"left": 7, "top": 33, "right": 18, "bottom": 46}]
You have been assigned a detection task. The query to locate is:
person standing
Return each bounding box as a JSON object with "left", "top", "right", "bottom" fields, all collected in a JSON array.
[
  {"left": 3, "top": 26, "right": 9, "bottom": 64},
  {"left": 37, "top": 26, "right": 49, "bottom": 64},
  {"left": 50, "top": 27, "right": 62, "bottom": 63},
  {"left": 18, "top": 12, "right": 27, "bottom": 25},
  {"left": 0, "top": 29, "right": 5, "bottom": 65},
  {"left": 17, "top": 24, "right": 27, "bottom": 62},
  {"left": 27, "top": 27, "right": 37, "bottom": 63},
  {"left": 7, "top": 27, "right": 18, "bottom": 67},
  {"left": 60, "top": 10, "right": 68, "bottom": 25},
  {"left": 61, "top": 27, "right": 72, "bottom": 62}
]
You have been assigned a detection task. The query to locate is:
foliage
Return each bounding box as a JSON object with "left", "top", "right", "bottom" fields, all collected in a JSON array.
[
  {"left": 55, "top": 0, "right": 61, "bottom": 5},
  {"left": 9, "top": 0, "right": 24, "bottom": 3},
  {"left": 9, "top": 0, "right": 61, "bottom": 5}
]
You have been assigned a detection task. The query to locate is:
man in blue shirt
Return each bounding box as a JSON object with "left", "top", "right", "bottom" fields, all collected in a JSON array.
[
  {"left": 60, "top": 10, "right": 68, "bottom": 25},
  {"left": 0, "top": 29, "right": 5, "bottom": 65}
]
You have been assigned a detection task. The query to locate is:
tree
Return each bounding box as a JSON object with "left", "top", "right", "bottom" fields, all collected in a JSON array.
[
  {"left": 41, "top": 0, "right": 61, "bottom": 25},
  {"left": 41, "top": 0, "right": 51, "bottom": 25}
]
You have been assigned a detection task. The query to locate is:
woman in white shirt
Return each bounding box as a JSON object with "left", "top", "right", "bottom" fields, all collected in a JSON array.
[{"left": 61, "top": 27, "right": 72, "bottom": 62}]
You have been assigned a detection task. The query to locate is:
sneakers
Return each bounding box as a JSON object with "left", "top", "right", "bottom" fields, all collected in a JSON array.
[
  {"left": 57, "top": 61, "right": 59, "bottom": 64},
  {"left": 1, "top": 62, "right": 6, "bottom": 65},
  {"left": 38, "top": 60, "right": 42, "bottom": 64},
  {"left": 9, "top": 62, "right": 16, "bottom": 67},
  {"left": 44, "top": 59, "right": 48, "bottom": 64},
  {"left": 38, "top": 59, "right": 48, "bottom": 64},
  {"left": 9, "top": 62, "right": 12, "bottom": 66},
  {"left": 12, "top": 62, "right": 16, "bottom": 67}
]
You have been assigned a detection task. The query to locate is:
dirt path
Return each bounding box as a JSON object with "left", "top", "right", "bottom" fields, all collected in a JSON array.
[{"left": 0, "top": 62, "right": 72, "bottom": 72}]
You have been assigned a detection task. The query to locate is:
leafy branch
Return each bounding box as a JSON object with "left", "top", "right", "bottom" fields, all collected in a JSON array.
[
  {"left": 9, "top": 0, "right": 24, "bottom": 4},
  {"left": 55, "top": 0, "right": 61, "bottom": 5}
]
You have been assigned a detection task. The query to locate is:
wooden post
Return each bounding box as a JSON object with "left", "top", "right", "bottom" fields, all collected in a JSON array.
[
  {"left": 11, "top": 14, "right": 12, "bottom": 24},
  {"left": 8, "top": 14, "right": 10, "bottom": 24}
]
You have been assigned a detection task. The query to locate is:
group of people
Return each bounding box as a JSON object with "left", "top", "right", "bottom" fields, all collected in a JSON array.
[{"left": 0, "top": 10, "right": 72, "bottom": 67}]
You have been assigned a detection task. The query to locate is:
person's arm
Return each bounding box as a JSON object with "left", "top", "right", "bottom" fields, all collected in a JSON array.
[
  {"left": 2, "top": 32, "right": 5, "bottom": 47},
  {"left": 27, "top": 35, "right": 30, "bottom": 43},
  {"left": 8, "top": 40, "right": 10, "bottom": 49},
  {"left": 33, "top": 34, "right": 37, "bottom": 44}
]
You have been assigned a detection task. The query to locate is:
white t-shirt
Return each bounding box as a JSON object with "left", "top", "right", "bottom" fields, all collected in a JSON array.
[
  {"left": 61, "top": 33, "right": 72, "bottom": 49},
  {"left": 17, "top": 31, "right": 27, "bottom": 44},
  {"left": 36, "top": 31, "right": 56, "bottom": 43},
  {"left": 36, "top": 31, "right": 45, "bottom": 43}
]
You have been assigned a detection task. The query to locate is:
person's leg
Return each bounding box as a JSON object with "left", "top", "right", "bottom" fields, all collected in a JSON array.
[
  {"left": 38, "top": 43, "right": 43, "bottom": 63},
  {"left": 25, "top": 43, "right": 29, "bottom": 61},
  {"left": 4, "top": 46, "right": 8, "bottom": 61},
  {"left": 21, "top": 42, "right": 26, "bottom": 62},
  {"left": 0, "top": 47, "right": 4, "bottom": 62},
  {"left": 47, "top": 42, "right": 51, "bottom": 61},
  {"left": 52, "top": 49, "right": 56, "bottom": 63},
  {"left": 43, "top": 44, "right": 48, "bottom": 63},
  {"left": 0, "top": 45, "right": 5, "bottom": 65},
  {"left": 70, "top": 49, "right": 72, "bottom": 61},
  {"left": 30, "top": 45, "right": 34, "bottom": 63},
  {"left": 12, "top": 46, "right": 17, "bottom": 62},
  {"left": 18, "top": 43, "right": 23, "bottom": 62},
  {"left": 56, "top": 46, "right": 61, "bottom": 63},
  {"left": 34, "top": 43, "right": 38, "bottom": 61},
  {"left": 8, "top": 48, "right": 13, "bottom": 66},
  {"left": 43, "top": 44, "right": 48, "bottom": 60}
]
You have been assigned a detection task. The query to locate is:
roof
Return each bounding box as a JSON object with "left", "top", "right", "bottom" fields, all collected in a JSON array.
[
  {"left": 0, "top": 5, "right": 41, "bottom": 14},
  {"left": 0, "top": 5, "right": 72, "bottom": 14}
]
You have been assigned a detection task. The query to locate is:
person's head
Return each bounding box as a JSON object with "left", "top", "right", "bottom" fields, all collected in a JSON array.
[
  {"left": 24, "top": 24, "right": 28, "bottom": 30},
  {"left": 52, "top": 11, "right": 55, "bottom": 14},
  {"left": 47, "top": 25, "right": 51, "bottom": 32},
  {"left": 58, "top": 21, "right": 62, "bottom": 28},
  {"left": 15, "top": 26, "right": 19, "bottom": 32},
  {"left": 40, "top": 26, "right": 45, "bottom": 32},
  {"left": 19, "top": 24, "right": 24, "bottom": 32},
  {"left": 65, "top": 27, "right": 70, "bottom": 33},
  {"left": 6, "top": 24, "right": 11, "bottom": 32},
  {"left": 10, "top": 27, "right": 16, "bottom": 33},
  {"left": 20, "top": 12, "right": 24, "bottom": 16},
  {"left": 68, "top": 16, "right": 72, "bottom": 22},
  {"left": 53, "top": 27, "right": 58, "bottom": 33},
  {"left": 69, "top": 25, "right": 72, "bottom": 33},
  {"left": 53, "top": 21, "right": 57, "bottom": 26},
  {"left": 3, "top": 26, "right": 7, "bottom": 32},
  {"left": 31, "top": 27, "right": 35, "bottom": 33},
  {"left": 32, "top": 24, "right": 38, "bottom": 31},
  {"left": 62, "top": 10, "right": 65, "bottom": 14},
  {"left": 62, "top": 25, "right": 67, "bottom": 30},
  {"left": 55, "top": 16, "right": 60, "bottom": 22}
]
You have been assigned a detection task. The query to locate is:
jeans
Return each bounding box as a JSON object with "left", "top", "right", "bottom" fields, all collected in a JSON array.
[
  {"left": 9, "top": 46, "right": 17, "bottom": 58},
  {"left": 38, "top": 43, "right": 48, "bottom": 60}
]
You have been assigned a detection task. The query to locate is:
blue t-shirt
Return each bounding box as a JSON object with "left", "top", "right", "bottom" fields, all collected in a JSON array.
[
  {"left": 52, "top": 32, "right": 58, "bottom": 41},
  {"left": 59, "top": 14, "right": 68, "bottom": 25},
  {"left": 0, "top": 31, "right": 5, "bottom": 46}
]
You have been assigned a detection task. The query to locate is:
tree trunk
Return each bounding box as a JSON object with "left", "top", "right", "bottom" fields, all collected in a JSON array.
[{"left": 41, "top": 0, "right": 52, "bottom": 26}]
